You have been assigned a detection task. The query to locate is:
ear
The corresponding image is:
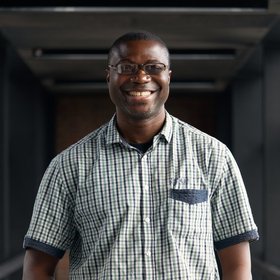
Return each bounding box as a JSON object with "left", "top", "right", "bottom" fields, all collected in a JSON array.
[
  {"left": 106, "top": 69, "right": 110, "bottom": 83},
  {"left": 168, "top": 70, "right": 172, "bottom": 84}
]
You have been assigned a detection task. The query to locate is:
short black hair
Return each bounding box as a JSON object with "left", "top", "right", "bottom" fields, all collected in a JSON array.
[{"left": 108, "top": 30, "right": 170, "bottom": 65}]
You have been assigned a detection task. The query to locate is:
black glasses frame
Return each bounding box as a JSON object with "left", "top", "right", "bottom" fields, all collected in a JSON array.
[{"left": 108, "top": 63, "right": 167, "bottom": 75}]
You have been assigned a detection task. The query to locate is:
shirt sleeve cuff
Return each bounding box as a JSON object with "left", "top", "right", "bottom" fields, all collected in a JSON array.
[
  {"left": 214, "top": 229, "right": 259, "bottom": 250},
  {"left": 23, "top": 237, "right": 65, "bottom": 259}
]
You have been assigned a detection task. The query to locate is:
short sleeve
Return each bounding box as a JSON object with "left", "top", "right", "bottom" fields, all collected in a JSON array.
[
  {"left": 211, "top": 147, "right": 259, "bottom": 250},
  {"left": 23, "top": 155, "right": 76, "bottom": 258}
]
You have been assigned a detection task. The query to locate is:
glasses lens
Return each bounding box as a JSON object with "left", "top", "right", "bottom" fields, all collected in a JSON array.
[
  {"left": 117, "top": 64, "right": 137, "bottom": 74},
  {"left": 144, "top": 63, "right": 166, "bottom": 75}
]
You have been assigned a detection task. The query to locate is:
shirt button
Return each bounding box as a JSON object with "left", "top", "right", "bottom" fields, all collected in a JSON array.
[
  {"left": 144, "top": 185, "right": 149, "bottom": 191},
  {"left": 144, "top": 217, "right": 150, "bottom": 224},
  {"left": 141, "top": 154, "right": 147, "bottom": 160},
  {"left": 145, "top": 250, "right": 151, "bottom": 257}
]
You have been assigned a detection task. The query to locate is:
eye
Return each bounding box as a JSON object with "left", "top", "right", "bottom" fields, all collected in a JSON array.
[
  {"left": 145, "top": 63, "right": 166, "bottom": 74},
  {"left": 118, "top": 64, "right": 136, "bottom": 74}
]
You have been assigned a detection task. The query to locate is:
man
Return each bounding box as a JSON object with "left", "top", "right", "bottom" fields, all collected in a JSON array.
[{"left": 23, "top": 31, "right": 259, "bottom": 279}]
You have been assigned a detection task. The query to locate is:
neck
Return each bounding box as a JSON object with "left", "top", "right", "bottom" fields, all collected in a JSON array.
[{"left": 116, "top": 110, "right": 166, "bottom": 144}]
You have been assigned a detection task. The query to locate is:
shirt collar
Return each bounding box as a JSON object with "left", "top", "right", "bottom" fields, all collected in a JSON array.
[
  {"left": 105, "top": 114, "right": 122, "bottom": 145},
  {"left": 105, "top": 111, "right": 173, "bottom": 145},
  {"left": 158, "top": 111, "right": 173, "bottom": 143}
]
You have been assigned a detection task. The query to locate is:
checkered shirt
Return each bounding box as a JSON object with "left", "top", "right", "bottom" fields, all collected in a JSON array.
[{"left": 24, "top": 112, "right": 259, "bottom": 279}]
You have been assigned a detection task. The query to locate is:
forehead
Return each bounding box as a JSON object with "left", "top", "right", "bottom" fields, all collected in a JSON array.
[{"left": 110, "top": 40, "right": 169, "bottom": 64}]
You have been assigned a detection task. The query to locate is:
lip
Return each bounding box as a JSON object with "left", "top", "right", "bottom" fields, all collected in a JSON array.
[
  {"left": 121, "top": 84, "right": 160, "bottom": 100},
  {"left": 121, "top": 83, "right": 159, "bottom": 92},
  {"left": 123, "top": 86, "right": 159, "bottom": 93},
  {"left": 126, "top": 90, "right": 154, "bottom": 97}
]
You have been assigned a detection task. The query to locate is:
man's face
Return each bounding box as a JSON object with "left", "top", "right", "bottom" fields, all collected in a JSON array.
[{"left": 107, "top": 40, "right": 171, "bottom": 121}]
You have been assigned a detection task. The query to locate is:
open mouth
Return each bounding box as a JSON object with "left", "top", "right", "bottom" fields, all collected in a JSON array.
[{"left": 127, "top": 91, "right": 152, "bottom": 97}]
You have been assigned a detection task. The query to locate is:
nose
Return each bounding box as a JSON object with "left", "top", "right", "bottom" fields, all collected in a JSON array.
[{"left": 130, "top": 69, "right": 151, "bottom": 83}]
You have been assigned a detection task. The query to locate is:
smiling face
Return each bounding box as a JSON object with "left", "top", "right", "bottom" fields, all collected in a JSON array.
[{"left": 107, "top": 40, "right": 171, "bottom": 122}]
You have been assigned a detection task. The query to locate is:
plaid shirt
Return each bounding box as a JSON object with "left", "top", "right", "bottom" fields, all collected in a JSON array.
[{"left": 24, "top": 112, "right": 258, "bottom": 279}]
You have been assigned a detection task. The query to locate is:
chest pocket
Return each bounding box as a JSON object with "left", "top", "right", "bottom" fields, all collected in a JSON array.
[
  {"left": 170, "top": 189, "right": 208, "bottom": 204},
  {"left": 168, "top": 188, "right": 210, "bottom": 237}
]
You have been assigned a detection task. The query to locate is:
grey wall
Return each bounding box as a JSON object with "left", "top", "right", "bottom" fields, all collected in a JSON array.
[
  {"left": 0, "top": 35, "right": 53, "bottom": 279},
  {"left": 231, "top": 31, "right": 280, "bottom": 279},
  {"left": 231, "top": 45, "right": 264, "bottom": 256},
  {"left": 263, "top": 45, "right": 280, "bottom": 268}
]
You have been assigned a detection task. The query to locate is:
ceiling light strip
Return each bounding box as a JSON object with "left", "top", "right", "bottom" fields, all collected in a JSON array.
[
  {"left": 33, "top": 49, "right": 236, "bottom": 60},
  {"left": 0, "top": 7, "right": 268, "bottom": 13}
]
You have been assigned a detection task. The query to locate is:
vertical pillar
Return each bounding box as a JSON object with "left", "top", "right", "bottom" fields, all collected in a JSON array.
[
  {"left": 0, "top": 36, "right": 11, "bottom": 262},
  {"left": 231, "top": 46, "right": 264, "bottom": 277},
  {"left": 263, "top": 45, "right": 280, "bottom": 267},
  {"left": 0, "top": 35, "right": 54, "bottom": 279}
]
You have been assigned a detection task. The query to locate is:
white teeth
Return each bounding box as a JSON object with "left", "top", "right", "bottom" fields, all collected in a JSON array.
[{"left": 128, "top": 91, "right": 151, "bottom": 97}]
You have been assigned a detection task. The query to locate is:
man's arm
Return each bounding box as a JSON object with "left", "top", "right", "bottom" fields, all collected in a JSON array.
[
  {"left": 217, "top": 241, "right": 252, "bottom": 280},
  {"left": 22, "top": 248, "right": 59, "bottom": 280}
]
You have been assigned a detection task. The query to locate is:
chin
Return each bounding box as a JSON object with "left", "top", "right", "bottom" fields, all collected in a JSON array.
[{"left": 127, "top": 110, "right": 155, "bottom": 121}]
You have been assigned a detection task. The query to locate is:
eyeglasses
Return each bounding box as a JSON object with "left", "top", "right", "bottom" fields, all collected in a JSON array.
[{"left": 108, "top": 63, "right": 167, "bottom": 75}]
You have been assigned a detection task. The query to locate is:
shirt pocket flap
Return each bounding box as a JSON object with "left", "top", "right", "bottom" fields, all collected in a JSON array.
[{"left": 170, "top": 189, "right": 208, "bottom": 204}]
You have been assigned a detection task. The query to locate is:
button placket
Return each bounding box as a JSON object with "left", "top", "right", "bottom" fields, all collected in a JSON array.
[{"left": 140, "top": 154, "right": 152, "bottom": 275}]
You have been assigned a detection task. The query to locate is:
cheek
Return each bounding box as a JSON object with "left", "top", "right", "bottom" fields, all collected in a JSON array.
[
  {"left": 108, "top": 76, "right": 127, "bottom": 103},
  {"left": 109, "top": 74, "right": 128, "bottom": 88},
  {"left": 108, "top": 77, "right": 119, "bottom": 95},
  {"left": 161, "top": 75, "right": 171, "bottom": 88},
  {"left": 161, "top": 71, "right": 171, "bottom": 82}
]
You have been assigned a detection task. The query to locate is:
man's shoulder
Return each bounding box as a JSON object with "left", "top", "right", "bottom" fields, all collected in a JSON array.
[
  {"left": 170, "top": 115, "right": 231, "bottom": 175},
  {"left": 57, "top": 120, "right": 110, "bottom": 160},
  {"left": 170, "top": 114, "right": 227, "bottom": 153}
]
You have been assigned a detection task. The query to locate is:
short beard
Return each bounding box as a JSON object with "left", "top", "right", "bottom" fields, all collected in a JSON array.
[{"left": 124, "top": 106, "right": 164, "bottom": 122}]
